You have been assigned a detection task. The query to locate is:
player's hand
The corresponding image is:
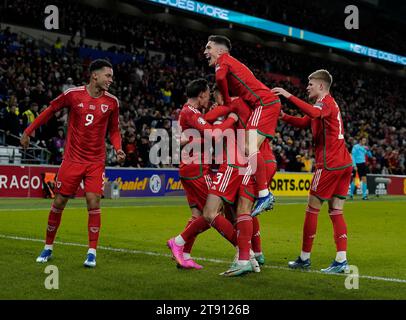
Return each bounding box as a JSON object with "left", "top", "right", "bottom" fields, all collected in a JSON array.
[
  {"left": 228, "top": 112, "right": 238, "bottom": 122},
  {"left": 271, "top": 87, "right": 292, "bottom": 99},
  {"left": 20, "top": 132, "right": 30, "bottom": 149},
  {"left": 180, "top": 132, "right": 189, "bottom": 146},
  {"left": 279, "top": 110, "right": 286, "bottom": 120},
  {"left": 116, "top": 149, "right": 126, "bottom": 164}
]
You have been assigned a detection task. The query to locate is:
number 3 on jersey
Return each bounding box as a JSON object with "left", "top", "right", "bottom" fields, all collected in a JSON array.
[{"left": 85, "top": 113, "right": 94, "bottom": 126}]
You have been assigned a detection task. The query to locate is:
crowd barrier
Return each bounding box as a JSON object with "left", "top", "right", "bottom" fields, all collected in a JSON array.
[{"left": 1, "top": 165, "right": 404, "bottom": 198}]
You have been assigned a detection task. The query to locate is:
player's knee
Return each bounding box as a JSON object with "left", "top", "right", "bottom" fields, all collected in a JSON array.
[
  {"left": 86, "top": 194, "right": 101, "bottom": 210},
  {"left": 202, "top": 207, "right": 216, "bottom": 223},
  {"left": 237, "top": 197, "right": 252, "bottom": 215},
  {"left": 53, "top": 194, "right": 68, "bottom": 209}
]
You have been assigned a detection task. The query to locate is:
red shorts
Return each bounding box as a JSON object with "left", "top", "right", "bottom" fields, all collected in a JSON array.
[
  {"left": 209, "top": 164, "right": 243, "bottom": 205},
  {"left": 181, "top": 174, "right": 212, "bottom": 212},
  {"left": 55, "top": 160, "right": 105, "bottom": 196},
  {"left": 247, "top": 100, "right": 281, "bottom": 138},
  {"left": 239, "top": 161, "right": 277, "bottom": 203},
  {"left": 310, "top": 166, "right": 352, "bottom": 200}
]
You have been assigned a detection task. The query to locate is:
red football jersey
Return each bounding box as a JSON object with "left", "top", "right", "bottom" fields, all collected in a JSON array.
[
  {"left": 25, "top": 86, "right": 122, "bottom": 164},
  {"left": 284, "top": 94, "right": 352, "bottom": 170},
  {"left": 203, "top": 98, "right": 275, "bottom": 167},
  {"left": 178, "top": 103, "right": 236, "bottom": 179},
  {"left": 215, "top": 53, "right": 279, "bottom": 108}
]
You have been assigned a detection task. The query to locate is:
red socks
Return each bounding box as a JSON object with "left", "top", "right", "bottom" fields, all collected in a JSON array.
[
  {"left": 236, "top": 214, "right": 253, "bottom": 260},
  {"left": 88, "top": 208, "right": 101, "bottom": 249},
  {"left": 329, "top": 208, "right": 347, "bottom": 251},
  {"left": 45, "top": 204, "right": 63, "bottom": 245},
  {"left": 251, "top": 216, "right": 261, "bottom": 253},
  {"left": 248, "top": 151, "right": 268, "bottom": 192},
  {"left": 211, "top": 214, "right": 237, "bottom": 246},
  {"left": 302, "top": 205, "right": 320, "bottom": 253},
  {"left": 181, "top": 216, "right": 210, "bottom": 243},
  {"left": 183, "top": 216, "right": 210, "bottom": 254}
]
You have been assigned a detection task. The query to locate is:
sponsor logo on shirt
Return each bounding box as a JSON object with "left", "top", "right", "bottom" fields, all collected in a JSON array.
[
  {"left": 77, "top": 103, "right": 84, "bottom": 108},
  {"left": 89, "top": 104, "right": 96, "bottom": 110}
]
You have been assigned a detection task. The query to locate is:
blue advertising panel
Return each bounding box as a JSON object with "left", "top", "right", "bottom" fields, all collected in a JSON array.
[
  {"left": 146, "top": 0, "right": 406, "bottom": 66},
  {"left": 105, "top": 168, "right": 185, "bottom": 197}
]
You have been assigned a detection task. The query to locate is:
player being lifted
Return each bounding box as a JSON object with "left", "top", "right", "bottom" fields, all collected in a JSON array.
[
  {"left": 204, "top": 35, "right": 281, "bottom": 216},
  {"left": 272, "top": 69, "right": 352, "bottom": 273},
  {"left": 20, "top": 59, "right": 126, "bottom": 268}
]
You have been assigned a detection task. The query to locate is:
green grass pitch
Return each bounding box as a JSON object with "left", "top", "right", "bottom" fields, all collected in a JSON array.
[{"left": 0, "top": 196, "right": 405, "bottom": 300}]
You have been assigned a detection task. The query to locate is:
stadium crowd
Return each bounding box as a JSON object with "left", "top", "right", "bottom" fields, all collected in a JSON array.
[
  {"left": 1, "top": 0, "right": 405, "bottom": 56},
  {"left": 0, "top": 1, "right": 405, "bottom": 175}
]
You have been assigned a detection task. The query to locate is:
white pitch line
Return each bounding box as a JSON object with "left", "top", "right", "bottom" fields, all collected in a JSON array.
[
  {"left": 3, "top": 199, "right": 397, "bottom": 212},
  {"left": 1, "top": 198, "right": 405, "bottom": 212},
  {"left": 1, "top": 234, "right": 405, "bottom": 284}
]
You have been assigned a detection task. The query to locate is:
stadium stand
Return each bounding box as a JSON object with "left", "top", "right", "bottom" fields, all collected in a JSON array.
[{"left": 0, "top": 0, "right": 404, "bottom": 174}]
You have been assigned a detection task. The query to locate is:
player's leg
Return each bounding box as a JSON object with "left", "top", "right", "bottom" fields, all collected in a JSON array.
[
  {"left": 167, "top": 176, "right": 211, "bottom": 268},
  {"left": 288, "top": 167, "right": 336, "bottom": 269},
  {"left": 36, "top": 160, "right": 83, "bottom": 263},
  {"left": 245, "top": 129, "right": 273, "bottom": 216},
  {"left": 247, "top": 103, "right": 279, "bottom": 216},
  {"left": 288, "top": 194, "right": 323, "bottom": 269},
  {"left": 321, "top": 166, "right": 352, "bottom": 273},
  {"left": 203, "top": 194, "right": 237, "bottom": 245},
  {"left": 82, "top": 163, "right": 105, "bottom": 268},
  {"left": 320, "top": 197, "right": 349, "bottom": 273},
  {"left": 221, "top": 194, "right": 257, "bottom": 277},
  {"left": 252, "top": 160, "right": 276, "bottom": 264},
  {"left": 182, "top": 174, "right": 212, "bottom": 263},
  {"left": 182, "top": 208, "right": 202, "bottom": 258},
  {"left": 358, "top": 164, "right": 369, "bottom": 200},
  {"left": 36, "top": 193, "right": 70, "bottom": 262},
  {"left": 84, "top": 192, "right": 101, "bottom": 268}
]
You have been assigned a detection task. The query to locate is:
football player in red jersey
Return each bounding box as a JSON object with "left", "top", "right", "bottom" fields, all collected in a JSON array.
[
  {"left": 272, "top": 69, "right": 352, "bottom": 273},
  {"left": 209, "top": 87, "right": 277, "bottom": 276},
  {"left": 20, "top": 59, "right": 126, "bottom": 268},
  {"left": 204, "top": 35, "right": 281, "bottom": 217},
  {"left": 166, "top": 78, "right": 240, "bottom": 269}
]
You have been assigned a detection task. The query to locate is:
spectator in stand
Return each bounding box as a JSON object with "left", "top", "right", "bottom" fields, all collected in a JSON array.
[
  {"left": 50, "top": 128, "right": 65, "bottom": 164},
  {"left": 62, "top": 77, "right": 75, "bottom": 92},
  {"left": 4, "top": 104, "right": 21, "bottom": 146},
  {"left": 21, "top": 102, "right": 39, "bottom": 131}
]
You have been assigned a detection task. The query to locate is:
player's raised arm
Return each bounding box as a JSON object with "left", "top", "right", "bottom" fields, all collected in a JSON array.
[
  {"left": 272, "top": 87, "right": 323, "bottom": 119},
  {"left": 21, "top": 91, "right": 70, "bottom": 148}
]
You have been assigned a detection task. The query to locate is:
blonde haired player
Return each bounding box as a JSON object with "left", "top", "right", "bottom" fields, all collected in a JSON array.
[{"left": 272, "top": 69, "right": 353, "bottom": 273}]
